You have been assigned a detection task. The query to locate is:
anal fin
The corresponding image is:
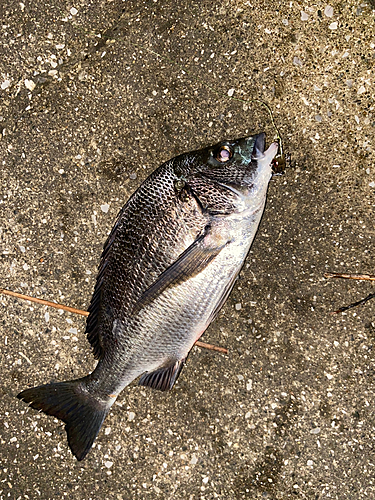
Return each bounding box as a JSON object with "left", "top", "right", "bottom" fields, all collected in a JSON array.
[{"left": 139, "top": 359, "right": 186, "bottom": 391}]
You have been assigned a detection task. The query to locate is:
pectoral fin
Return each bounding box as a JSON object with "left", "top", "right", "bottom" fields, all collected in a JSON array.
[
  {"left": 133, "top": 227, "right": 227, "bottom": 314},
  {"left": 139, "top": 358, "right": 186, "bottom": 391}
]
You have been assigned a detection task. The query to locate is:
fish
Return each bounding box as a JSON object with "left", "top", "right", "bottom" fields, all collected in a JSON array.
[{"left": 17, "top": 133, "right": 278, "bottom": 460}]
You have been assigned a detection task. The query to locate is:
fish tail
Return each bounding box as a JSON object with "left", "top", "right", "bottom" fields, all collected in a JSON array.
[{"left": 17, "top": 377, "right": 111, "bottom": 461}]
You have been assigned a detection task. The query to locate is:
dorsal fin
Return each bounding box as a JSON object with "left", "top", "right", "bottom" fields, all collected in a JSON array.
[{"left": 85, "top": 208, "right": 126, "bottom": 359}]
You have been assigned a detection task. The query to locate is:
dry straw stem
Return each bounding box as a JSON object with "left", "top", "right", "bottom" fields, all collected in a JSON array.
[
  {"left": 0, "top": 288, "right": 228, "bottom": 354},
  {"left": 324, "top": 272, "right": 375, "bottom": 281}
]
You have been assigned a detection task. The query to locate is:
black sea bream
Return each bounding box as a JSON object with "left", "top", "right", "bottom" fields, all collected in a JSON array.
[{"left": 18, "top": 133, "right": 278, "bottom": 460}]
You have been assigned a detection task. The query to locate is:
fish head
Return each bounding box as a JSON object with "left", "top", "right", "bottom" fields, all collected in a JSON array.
[{"left": 174, "top": 133, "right": 278, "bottom": 215}]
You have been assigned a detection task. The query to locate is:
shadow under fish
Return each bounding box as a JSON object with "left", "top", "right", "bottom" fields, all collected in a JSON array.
[{"left": 17, "top": 133, "right": 278, "bottom": 460}]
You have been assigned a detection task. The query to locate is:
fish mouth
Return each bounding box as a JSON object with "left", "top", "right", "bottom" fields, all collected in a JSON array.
[
  {"left": 251, "top": 132, "right": 266, "bottom": 160},
  {"left": 235, "top": 133, "right": 266, "bottom": 162}
]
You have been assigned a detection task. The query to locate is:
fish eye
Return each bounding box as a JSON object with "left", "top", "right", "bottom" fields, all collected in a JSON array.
[{"left": 215, "top": 145, "right": 233, "bottom": 163}]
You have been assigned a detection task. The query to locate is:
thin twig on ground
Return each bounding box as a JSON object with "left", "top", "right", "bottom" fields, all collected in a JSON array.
[
  {"left": 0, "top": 287, "right": 228, "bottom": 354},
  {"left": 330, "top": 293, "right": 375, "bottom": 315},
  {"left": 324, "top": 272, "right": 375, "bottom": 314},
  {"left": 324, "top": 272, "right": 375, "bottom": 281}
]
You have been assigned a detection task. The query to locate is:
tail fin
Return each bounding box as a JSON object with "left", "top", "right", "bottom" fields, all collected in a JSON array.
[{"left": 17, "top": 377, "right": 111, "bottom": 461}]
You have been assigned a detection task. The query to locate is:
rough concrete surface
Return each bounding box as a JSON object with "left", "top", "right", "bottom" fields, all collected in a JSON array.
[{"left": 0, "top": 0, "right": 374, "bottom": 498}]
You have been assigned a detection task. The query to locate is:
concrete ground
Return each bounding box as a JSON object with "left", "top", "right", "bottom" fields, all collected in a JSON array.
[{"left": 0, "top": 0, "right": 374, "bottom": 498}]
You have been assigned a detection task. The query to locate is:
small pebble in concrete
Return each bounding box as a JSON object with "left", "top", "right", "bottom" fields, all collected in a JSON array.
[
  {"left": 1, "top": 80, "right": 10, "bottom": 90},
  {"left": 324, "top": 5, "right": 334, "bottom": 17},
  {"left": 24, "top": 79, "right": 35, "bottom": 91},
  {"left": 310, "top": 427, "right": 321, "bottom": 434}
]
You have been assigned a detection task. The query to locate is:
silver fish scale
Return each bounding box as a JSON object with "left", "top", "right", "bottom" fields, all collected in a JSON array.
[
  {"left": 86, "top": 138, "right": 277, "bottom": 396},
  {"left": 90, "top": 207, "right": 261, "bottom": 397},
  {"left": 86, "top": 161, "right": 209, "bottom": 361},
  {"left": 186, "top": 176, "right": 240, "bottom": 213}
]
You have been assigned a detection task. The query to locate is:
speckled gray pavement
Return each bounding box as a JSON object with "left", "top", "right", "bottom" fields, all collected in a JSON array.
[{"left": 0, "top": 1, "right": 374, "bottom": 498}]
